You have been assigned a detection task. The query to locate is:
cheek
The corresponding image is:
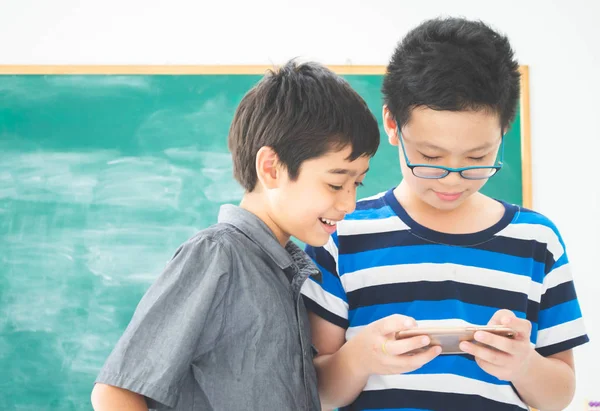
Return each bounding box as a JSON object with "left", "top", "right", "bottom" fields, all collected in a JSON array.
[
  {"left": 276, "top": 179, "right": 309, "bottom": 201},
  {"left": 277, "top": 183, "right": 330, "bottom": 217},
  {"left": 404, "top": 173, "right": 431, "bottom": 193},
  {"left": 297, "top": 190, "right": 335, "bottom": 216},
  {"left": 465, "top": 179, "right": 487, "bottom": 192}
]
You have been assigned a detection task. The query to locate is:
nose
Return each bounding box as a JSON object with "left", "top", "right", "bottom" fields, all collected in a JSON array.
[
  {"left": 336, "top": 187, "right": 357, "bottom": 215},
  {"left": 438, "top": 170, "right": 463, "bottom": 186}
]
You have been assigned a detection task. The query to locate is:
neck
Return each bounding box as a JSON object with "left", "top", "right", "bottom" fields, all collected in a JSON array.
[{"left": 239, "top": 192, "right": 290, "bottom": 247}]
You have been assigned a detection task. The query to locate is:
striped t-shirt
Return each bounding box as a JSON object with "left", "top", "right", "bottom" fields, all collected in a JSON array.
[{"left": 301, "top": 189, "right": 589, "bottom": 411}]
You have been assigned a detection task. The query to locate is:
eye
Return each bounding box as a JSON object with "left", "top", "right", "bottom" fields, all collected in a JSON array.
[
  {"left": 328, "top": 184, "right": 343, "bottom": 191},
  {"left": 420, "top": 153, "right": 441, "bottom": 162},
  {"left": 468, "top": 155, "right": 486, "bottom": 162},
  {"left": 355, "top": 181, "right": 364, "bottom": 188}
]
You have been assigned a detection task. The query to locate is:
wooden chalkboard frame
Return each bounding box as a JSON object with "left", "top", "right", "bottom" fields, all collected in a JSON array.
[{"left": 0, "top": 64, "right": 531, "bottom": 207}]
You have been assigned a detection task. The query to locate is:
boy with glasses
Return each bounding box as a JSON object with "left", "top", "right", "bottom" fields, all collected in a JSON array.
[{"left": 302, "top": 17, "right": 588, "bottom": 411}]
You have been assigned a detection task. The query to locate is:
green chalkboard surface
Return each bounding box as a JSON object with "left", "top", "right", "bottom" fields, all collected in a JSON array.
[{"left": 0, "top": 68, "right": 530, "bottom": 410}]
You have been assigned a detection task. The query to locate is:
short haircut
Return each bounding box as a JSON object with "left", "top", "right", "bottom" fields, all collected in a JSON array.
[
  {"left": 383, "top": 17, "right": 520, "bottom": 132},
  {"left": 229, "top": 60, "right": 380, "bottom": 191}
]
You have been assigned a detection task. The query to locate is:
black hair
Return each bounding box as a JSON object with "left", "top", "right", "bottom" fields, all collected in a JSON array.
[
  {"left": 229, "top": 60, "right": 380, "bottom": 191},
  {"left": 383, "top": 17, "right": 520, "bottom": 131}
]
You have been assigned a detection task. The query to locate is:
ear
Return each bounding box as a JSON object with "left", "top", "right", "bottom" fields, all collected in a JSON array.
[
  {"left": 255, "top": 146, "right": 283, "bottom": 190},
  {"left": 382, "top": 105, "right": 399, "bottom": 146}
]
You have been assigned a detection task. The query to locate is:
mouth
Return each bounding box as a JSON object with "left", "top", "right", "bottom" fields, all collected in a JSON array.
[
  {"left": 319, "top": 217, "right": 338, "bottom": 226},
  {"left": 319, "top": 217, "right": 340, "bottom": 234},
  {"left": 434, "top": 191, "right": 463, "bottom": 202}
]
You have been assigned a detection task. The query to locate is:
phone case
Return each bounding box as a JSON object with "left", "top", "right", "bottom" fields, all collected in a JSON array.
[{"left": 395, "top": 326, "right": 516, "bottom": 355}]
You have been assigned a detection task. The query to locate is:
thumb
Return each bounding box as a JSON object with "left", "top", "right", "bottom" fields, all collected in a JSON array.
[
  {"left": 488, "top": 309, "right": 515, "bottom": 326},
  {"left": 377, "top": 314, "right": 416, "bottom": 336}
]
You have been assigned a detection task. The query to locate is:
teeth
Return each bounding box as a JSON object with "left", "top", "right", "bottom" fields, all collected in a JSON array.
[{"left": 320, "top": 218, "right": 336, "bottom": 226}]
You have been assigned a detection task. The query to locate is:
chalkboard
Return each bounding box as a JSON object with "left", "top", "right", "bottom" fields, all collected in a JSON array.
[{"left": 0, "top": 65, "right": 531, "bottom": 410}]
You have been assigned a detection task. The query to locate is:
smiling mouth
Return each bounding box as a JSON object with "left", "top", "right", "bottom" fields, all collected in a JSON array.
[
  {"left": 319, "top": 217, "right": 338, "bottom": 226},
  {"left": 434, "top": 191, "right": 463, "bottom": 201}
]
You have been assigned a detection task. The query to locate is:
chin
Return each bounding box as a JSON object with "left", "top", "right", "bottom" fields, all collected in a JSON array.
[
  {"left": 426, "top": 197, "right": 466, "bottom": 212},
  {"left": 298, "top": 233, "right": 330, "bottom": 248}
]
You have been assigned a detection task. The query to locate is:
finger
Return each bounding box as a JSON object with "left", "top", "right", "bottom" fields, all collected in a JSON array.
[
  {"left": 501, "top": 316, "right": 532, "bottom": 339},
  {"left": 460, "top": 341, "right": 510, "bottom": 366},
  {"left": 389, "top": 346, "right": 442, "bottom": 372},
  {"left": 473, "top": 331, "right": 517, "bottom": 354},
  {"left": 377, "top": 314, "right": 417, "bottom": 335},
  {"left": 385, "top": 335, "right": 431, "bottom": 356},
  {"left": 488, "top": 309, "right": 516, "bottom": 326}
]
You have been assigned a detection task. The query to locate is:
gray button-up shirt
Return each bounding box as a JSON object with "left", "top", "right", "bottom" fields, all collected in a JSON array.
[{"left": 96, "top": 205, "right": 322, "bottom": 410}]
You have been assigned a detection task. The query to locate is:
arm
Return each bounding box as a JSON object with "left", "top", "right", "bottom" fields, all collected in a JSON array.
[
  {"left": 461, "top": 218, "right": 589, "bottom": 411},
  {"left": 512, "top": 350, "right": 575, "bottom": 411},
  {"left": 309, "top": 314, "right": 365, "bottom": 409},
  {"left": 302, "top": 238, "right": 440, "bottom": 409},
  {"left": 91, "top": 384, "right": 148, "bottom": 411},
  {"left": 92, "top": 237, "right": 231, "bottom": 409},
  {"left": 310, "top": 313, "right": 441, "bottom": 410}
]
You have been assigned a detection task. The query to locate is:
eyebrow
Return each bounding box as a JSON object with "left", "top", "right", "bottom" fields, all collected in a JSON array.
[
  {"left": 415, "top": 140, "right": 496, "bottom": 154},
  {"left": 465, "top": 141, "right": 496, "bottom": 153},
  {"left": 415, "top": 141, "right": 450, "bottom": 153},
  {"left": 327, "top": 167, "right": 370, "bottom": 177}
]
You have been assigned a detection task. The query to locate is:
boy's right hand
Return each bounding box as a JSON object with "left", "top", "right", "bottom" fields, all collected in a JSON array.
[{"left": 343, "top": 314, "right": 441, "bottom": 377}]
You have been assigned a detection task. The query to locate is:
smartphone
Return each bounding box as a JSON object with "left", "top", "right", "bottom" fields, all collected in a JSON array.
[{"left": 395, "top": 325, "right": 516, "bottom": 355}]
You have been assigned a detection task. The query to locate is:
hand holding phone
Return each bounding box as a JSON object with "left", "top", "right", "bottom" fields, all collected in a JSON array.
[
  {"left": 459, "top": 310, "right": 536, "bottom": 383},
  {"left": 344, "top": 314, "right": 442, "bottom": 377}
]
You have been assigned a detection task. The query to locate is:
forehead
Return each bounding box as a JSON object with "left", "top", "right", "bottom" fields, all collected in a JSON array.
[
  {"left": 302, "top": 145, "right": 370, "bottom": 172},
  {"left": 405, "top": 107, "right": 502, "bottom": 146}
]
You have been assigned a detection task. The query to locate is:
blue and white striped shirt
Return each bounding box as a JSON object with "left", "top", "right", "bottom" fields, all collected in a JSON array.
[{"left": 301, "top": 189, "right": 589, "bottom": 411}]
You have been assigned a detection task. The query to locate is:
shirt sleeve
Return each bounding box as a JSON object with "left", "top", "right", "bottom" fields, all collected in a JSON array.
[
  {"left": 95, "top": 235, "right": 232, "bottom": 408},
  {"left": 301, "top": 233, "right": 350, "bottom": 329},
  {"left": 533, "top": 223, "right": 589, "bottom": 357}
]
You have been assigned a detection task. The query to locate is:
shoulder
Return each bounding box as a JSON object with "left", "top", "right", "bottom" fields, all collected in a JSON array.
[
  {"left": 336, "top": 190, "right": 408, "bottom": 239},
  {"left": 168, "top": 223, "right": 240, "bottom": 271},
  {"left": 339, "top": 190, "right": 398, "bottom": 227},
  {"left": 506, "top": 205, "right": 564, "bottom": 241},
  {"left": 355, "top": 190, "right": 389, "bottom": 210},
  {"left": 139, "top": 225, "right": 238, "bottom": 306},
  {"left": 498, "top": 203, "right": 568, "bottom": 260},
  {"left": 512, "top": 205, "right": 562, "bottom": 233}
]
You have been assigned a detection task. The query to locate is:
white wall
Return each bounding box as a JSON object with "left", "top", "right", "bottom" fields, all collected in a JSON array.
[{"left": 1, "top": 0, "right": 598, "bottom": 408}]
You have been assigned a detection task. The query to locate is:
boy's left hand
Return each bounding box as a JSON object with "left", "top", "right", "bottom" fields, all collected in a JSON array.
[{"left": 459, "top": 309, "right": 535, "bottom": 382}]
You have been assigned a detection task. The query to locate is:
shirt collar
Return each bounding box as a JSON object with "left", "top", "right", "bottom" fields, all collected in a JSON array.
[{"left": 218, "top": 204, "right": 321, "bottom": 283}]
